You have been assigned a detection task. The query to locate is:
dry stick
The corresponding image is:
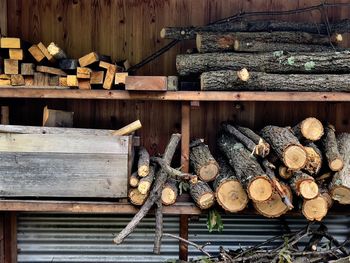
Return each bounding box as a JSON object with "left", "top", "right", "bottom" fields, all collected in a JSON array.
[
  {"left": 151, "top": 157, "right": 197, "bottom": 181},
  {"left": 113, "top": 133, "right": 181, "bottom": 245},
  {"left": 153, "top": 198, "right": 163, "bottom": 254},
  {"left": 163, "top": 233, "right": 212, "bottom": 258}
]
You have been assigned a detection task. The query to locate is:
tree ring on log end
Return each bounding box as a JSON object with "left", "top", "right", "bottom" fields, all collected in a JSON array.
[
  {"left": 301, "top": 117, "right": 324, "bottom": 141},
  {"left": 138, "top": 166, "right": 150, "bottom": 177},
  {"left": 198, "top": 161, "right": 219, "bottom": 182},
  {"left": 248, "top": 177, "right": 273, "bottom": 202},
  {"left": 331, "top": 186, "right": 350, "bottom": 204},
  {"left": 161, "top": 187, "right": 177, "bottom": 206},
  {"left": 302, "top": 196, "right": 328, "bottom": 221},
  {"left": 299, "top": 180, "right": 319, "bottom": 199},
  {"left": 329, "top": 158, "right": 344, "bottom": 171},
  {"left": 283, "top": 145, "right": 307, "bottom": 170},
  {"left": 216, "top": 180, "right": 248, "bottom": 212},
  {"left": 199, "top": 192, "right": 215, "bottom": 209}
]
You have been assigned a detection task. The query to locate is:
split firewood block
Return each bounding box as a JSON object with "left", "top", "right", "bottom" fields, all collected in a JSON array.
[
  {"left": 58, "top": 59, "right": 78, "bottom": 70},
  {"left": 43, "top": 106, "right": 74, "bottom": 127},
  {"left": 49, "top": 76, "right": 60, "bottom": 86},
  {"left": 4, "top": 59, "right": 18, "bottom": 75},
  {"left": 103, "top": 63, "right": 117, "bottom": 90},
  {"left": 99, "top": 60, "right": 111, "bottom": 69},
  {"left": 37, "top": 42, "right": 55, "bottom": 63},
  {"left": 10, "top": 74, "right": 25, "bottom": 86},
  {"left": 24, "top": 76, "right": 34, "bottom": 86},
  {"left": 115, "top": 72, "right": 128, "bottom": 85},
  {"left": 67, "top": 75, "right": 78, "bottom": 87},
  {"left": 28, "top": 44, "right": 45, "bottom": 62},
  {"left": 78, "top": 79, "right": 91, "bottom": 90},
  {"left": 59, "top": 77, "right": 68, "bottom": 87},
  {"left": 79, "top": 52, "right": 100, "bottom": 67},
  {"left": 33, "top": 72, "right": 49, "bottom": 86},
  {"left": 21, "top": 63, "right": 35, "bottom": 75},
  {"left": 36, "top": 66, "right": 67, "bottom": 76},
  {"left": 0, "top": 37, "right": 20, "bottom": 48},
  {"left": 9, "top": 49, "right": 23, "bottom": 60},
  {"left": 77, "top": 67, "right": 92, "bottom": 79},
  {"left": 0, "top": 75, "right": 11, "bottom": 85},
  {"left": 125, "top": 76, "right": 167, "bottom": 91},
  {"left": 47, "top": 42, "right": 67, "bottom": 60},
  {"left": 90, "top": 71, "right": 104, "bottom": 84}
]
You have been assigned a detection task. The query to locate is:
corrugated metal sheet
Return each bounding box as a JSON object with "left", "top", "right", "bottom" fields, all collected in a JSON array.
[{"left": 17, "top": 213, "right": 350, "bottom": 263}]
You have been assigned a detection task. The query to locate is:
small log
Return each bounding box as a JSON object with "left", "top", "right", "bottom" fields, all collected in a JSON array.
[
  {"left": 253, "top": 182, "right": 292, "bottom": 218},
  {"left": 260, "top": 126, "right": 307, "bottom": 170},
  {"left": 138, "top": 166, "right": 155, "bottom": 195},
  {"left": 303, "top": 143, "right": 323, "bottom": 175},
  {"left": 330, "top": 133, "right": 350, "bottom": 204},
  {"left": 200, "top": 70, "right": 350, "bottom": 92},
  {"left": 292, "top": 118, "right": 324, "bottom": 141},
  {"left": 161, "top": 178, "right": 178, "bottom": 205},
  {"left": 190, "top": 139, "right": 219, "bottom": 182},
  {"left": 137, "top": 147, "right": 150, "bottom": 177},
  {"left": 290, "top": 171, "right": 319, "bottom": 199},
  {"left": 322, "top": 125, "right": 344, "bottom": 172},
  {"left": 112, "top": 120, "right": 142, "bottom": 136},
  {"left": 236, "top": 125, "right": 270, "bottom": 157},
  {"left": 304, "top": 224, "right": 328, "bottom": 251},
  {"left": 189, "top": 179, "right": 215, "bottom": 209},
  {"left": 153, "top": 198, "right": 163, "bottom": 254},
  {"left": 213, "top": 157, "right": 248, "bottom": 212},
  {"left": 47, "top": 42, "right": 67, "bottom": 60},
  {"left": 177, "top": 51, "right": 350, "bottom": 76},
  {"left": 302, "top": 185, "right": 332, "bottom": 221},
  {"left": 218, "top": 133, "right": 272, "bottom": 202},
  {"left": 129, "top": 172, "right": 140, "bottom": 187},
  {"left": 129, "top": 188, "right": 147, "bottom": 206}
]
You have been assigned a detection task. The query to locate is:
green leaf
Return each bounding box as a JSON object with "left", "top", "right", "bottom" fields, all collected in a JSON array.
[
  {"left": 304, "top": 61, "right": 315, "bottom": 71},
  {"left": 206, "top": 209, "right": 224, "bottom": 233},
  {"left": 178, "top": 181, "right": 189, "bottom": 196}
]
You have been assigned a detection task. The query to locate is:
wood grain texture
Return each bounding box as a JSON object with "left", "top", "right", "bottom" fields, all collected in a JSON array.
[
  {"left": 125, "top": 76, "right": 167, "bottom": 91},
  {"left": 0, "top": 0, "right": 7, "bottom": 36}
]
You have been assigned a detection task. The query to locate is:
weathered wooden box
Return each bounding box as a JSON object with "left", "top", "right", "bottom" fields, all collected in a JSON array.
[{"left": 0, "top": 133, "right": 132, "bottom": 198}]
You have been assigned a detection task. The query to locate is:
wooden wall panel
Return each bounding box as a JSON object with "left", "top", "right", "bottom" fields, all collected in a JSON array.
[{"left": 0, "top": 0, "right": 7, "bottom": 36}]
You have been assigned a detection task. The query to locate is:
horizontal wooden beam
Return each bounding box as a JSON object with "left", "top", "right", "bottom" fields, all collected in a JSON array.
[{"left": 0, "top": 87, "right": 349, "bottom": 101}]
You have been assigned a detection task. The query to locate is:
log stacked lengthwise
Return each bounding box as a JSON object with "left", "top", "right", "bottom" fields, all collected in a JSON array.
[{"left": 166, "top": 18, "right": 350, "bottom": 92}]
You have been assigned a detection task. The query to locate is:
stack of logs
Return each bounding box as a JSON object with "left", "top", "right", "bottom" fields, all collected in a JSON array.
[
  {"left": 161, "top": 19, "right": 350, "bottom": 91},
  {"left": 0, "top": 37, "right": 129, "bottom": 89}
]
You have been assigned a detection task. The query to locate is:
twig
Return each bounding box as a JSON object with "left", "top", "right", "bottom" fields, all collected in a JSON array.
[
  {"left": 151, "top": 157, "right": 197, "bottom": 181},
  {"left": 153, "top": 198, "right": 163, "bottom": 254}
]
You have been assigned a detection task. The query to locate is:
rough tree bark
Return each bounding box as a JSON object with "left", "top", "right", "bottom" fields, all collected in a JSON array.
[
  {"left": 322, "top": 125, "right": 344, "bottom": 172},
  {"left": 236, "top": 125, "right": 270, "bottom": 157},
  {"left": 260, "top": 125, "right": 307, "bottom": 170},
  {"left": 189, "top": 179, "right": 215, "bottom": 209},
  {"left": 138, "top": 147, "right": 150, "bottom": 177},
  {"left": 177, "top": 51, "right": 350, "bottom": 75},
  {"left": 217, "top": 133, "right": 272, "bottom": 202},
  {"left": 303, "top": 143, "right": 323, "bottom": 176},
  {"left": 290, "top": 171, "right": 319, "bottom": 200},
  {"left": 292, "top": 117, "right": 324, "bottom": 141}
]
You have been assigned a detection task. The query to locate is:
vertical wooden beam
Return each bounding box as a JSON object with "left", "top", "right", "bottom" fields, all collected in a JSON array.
[
  {"left": 0, "top": 213, "right": 4, "bottom": 263},
  {"left": 179, "top": 102, "right": 190, "bottom": 261},
  {"left": 0, "top": 0, "right": 7, "bottom": 36},
  {"left": 1, "top": 106, "right": 9, "bottom": 125},
  {"left": 4, "top": 212, "right": 17, "bottom": 263}
]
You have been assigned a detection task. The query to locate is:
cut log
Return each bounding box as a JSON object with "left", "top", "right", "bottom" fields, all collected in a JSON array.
[
  {"left": 213, "top": 157, "right": 248, "bottom": 212},
  {"left": 28, "top": 44, "right": 45, "bottom": 62},
  {"left": 189, "top": 179, "right": 215, "bottom": 209},
  {"left": 43, "top": 106, "right": 74, "bottom": 127},
  {"left": 161, "top": 19, "right": 350, "bottom": 40},
  {"left": 253, "top": 182, "right": 292, "bottom": 218},
  {"left": 302, "top": 191, "right": 332, "bottom": 221},
  {"left": 290, "top": 171, "right": 319, "bottom": 199},
  {"left": 279, "top": 166, "right": 293, "bottom": 180},
  {"left": 137, "top": 147, "right": 150, "bottom": 177},
  {"left": 292, "top": 118, "right": 324, "bottom": 141},
  {"left": 77, "top": 67, "right": 92, "bottom": 79},
  {"left": 129, "top": 172, "right": 140, "bottom": 187},
  {"left": 67, "top": 75, "right": 78, "bottom": 87},
  {"left": 190, "top": 139, "right": 219, "bottom": 182},
  {"left": 36, "top": 66, "right": 67, "bottom": 76},
  {"left": 322, "top": 125, "right": 344, "bottom": 172},
  {"left": 161, "top": 177, "right": 178, "bottom": 205},
  {"left": 47, "top": 42, "right": 67, "bottom": 60},
  {"left": 260, "top": 126, "right": 307, "bottom": 170},
  {"left": 218, "top": 133, "right": 272, "bottom": 202},
  {"left": 196, "top": 31, "right": 338, "bottom": 53},
  {"left": 138, "top": 166, "right": 155, "bottom": 195},
  {"left": 177, "top": 51, "right": 350, "bottom": 75},
  {"left": 200, "top": 70, "right": 350, "bottom": 92},
  {"left": 129, "top": 188, "right": 147, "bottom": 206},
  {"left": 330, "top": 133, "right": 350, "bottom": 204},
  {"left": 303, "top": 143, "right": 323, "bottom": 175},
  {"left": 0, "top": 37, "right": 20, "bottom": 48}
]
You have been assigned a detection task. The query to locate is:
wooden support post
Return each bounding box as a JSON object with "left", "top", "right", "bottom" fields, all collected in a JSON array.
[
  {"left": 179, "top": 215, "right": 189, "bottom": 261},
  {"left": 3, "top": 212, "right": 17, "bottom": 263}
]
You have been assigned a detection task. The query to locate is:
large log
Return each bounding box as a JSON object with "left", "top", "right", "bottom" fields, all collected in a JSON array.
[
  {"left": 200, "top": 70, "right": 350, "bottom": 92},
  {"left": 161, "top": 19, "right": 350, "bottom": 40},
  {"left": 177, "top": 51, "right": 350, "bottom": 75},
  {"left": 303, "top": 143, "right": 323, "bottom": 176},
  {"left": 196, "top": 31, "right": 338, "bottom": 53},
  {"left": 330, "top": 133, "right": 350, "bottom": 204},
  {"left": 290, "top": 171, "right": 319, "bottom": 200},
  {"left": 217, "top": 133, "right": 272, "bottom": 202},
  {"left": 260, "top": 126, "right": 307, "bottom": 170},
  {"left": 213, "top": 157, "right": 248, "bottom": 212},
  {"left": 189, "top": 179, "right": 215, "bottom": 209},
  {"left": 190, "top": 140, "right": 219, "bottom": 182},
  {"left": 292, "top": 117, "right": 324, "bottom": 141},
  {"left": 302, "top": 185, "right": 332, "bottom": 221},
  {"left": 322, "top": 125, "right": 344, "bottom": 172},
  {"left": 161, "top": 178, "right": 178, "bottom": 206}
]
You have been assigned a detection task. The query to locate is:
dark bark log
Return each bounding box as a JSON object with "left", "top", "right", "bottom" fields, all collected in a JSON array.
[
  {"left": 235, "top": 126, "right": 270, "bottom": 157},
  {"left": 161, "top": 177, "right": 178, "bottom": 205},
  {"left": 213, "top": 157, "right": 248, "bottom": 212},
  {"left": 190, "top": 140, "right": 219, "bottom": 182},
  {"left": 217, "top": 133, "right": 272, "bottom": 202},
  {"left": 322, "top": 125, "right": 344, "bottom": 172},
  {"left": 138, "top": 146, "right": 150, "bottom": 177},
  {"left": 290, "top": 171, "right": 319, "bottom": 200},
  {"left": 161, "top": 19, "right": 350, "bottom": 40},
  {"left": 177, "top": 51, "right": 350, "bottom": 75},
  {"left": 153, "top": 198, "right": 163, "bottom": 254},
  {"left": 138, "top": 166, "right": 155, "bottom": 195},
  {"left": 128, "top": 188, "right": 148, "bottom": 206},
  {"left": 260, "top": 126, "right": 307, "bottom": 170},
  {"left": 292, "top": 117, "right": 324, "bottom": 141},
  {"left": 189, "top": 180, "right": 215, "bottom": 209},
  {"left": 303, "top": 143, "right": 323, "bottom": 176},
  {"left": 200, "top": 70, "right": 350, "bottom": 92},
  {"left": 129, "top": 172, "right": 140, "bottom": 187},
  {"left": 330, "top": 133, "right": 350, "bottom": 204}
]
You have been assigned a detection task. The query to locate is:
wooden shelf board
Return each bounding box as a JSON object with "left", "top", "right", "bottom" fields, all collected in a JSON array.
[{"left": 0, "top": 87, "right": 350, "bottom": 101}]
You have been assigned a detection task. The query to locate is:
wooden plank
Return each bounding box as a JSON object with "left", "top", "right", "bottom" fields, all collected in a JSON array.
[
  {"left": 9, "top": 49, "right": 23, "bottom": 60},
  {"left": 1, "top": 106, "right": 9, "bottom": 125},
  {"left": 0, "top": 0, "right": 7, "bottom": 36},
  {"left": 79, "top": 52, "right": 99, "bottom": 67},
  {"left": 43, "top": 106, "right": 73, "bottom": 127},
  {"left": 28, "top": 44, "right": 45, "bottom": 62},
  {"left": 3, "top": 212, "right": 16, "bottom": 263},
  {"left": 37, "top": 42, "right": 55, "bottom": 62},
  {"left": 48, "top": 75, "right": 59, "bottom": 86},
  {"left": 23, "top": 76, "right": 34, "bottom": 86},
  {"left": 10, "top": 74, "right": 24, "bottom": 86},
  {"left": 103, "top": 63, "right": 116, "bottom": 90},
  {"left": 77, "top": 67, "right": 92, "bottom": 79},
  {"left": 67, "top": 75, "right": 78, "bottom": 87},
  {"left": 33, "top": 72, "right": 49, "bottom": 86},
  {"left": 21, "top": 63, "right": 35, "bottom": 75},
  {"left": 115, "top": 72, "right": 128, "bottom": 85},
  {"left": 4, "top": 59, "right": 18, "bottom": 75},
  {"left": 0, "top": 79, "right": 10, "bottom": 86},
  {"left": 59, "top": 77, "right": 68, "bottom": 86},
  {"left": 0, "top": 38, "right": 20, "bottom": 48},
  {"left": 125, "top": 76, "right": 167, "bottom": 91},
  {"left": 181, "top": 102, "right": 190, "bottom": 173},
  {"left": 78, "top": 79, "right": 91, "bottom": 90},
  {"left": 90, "top": 71, "right": 104, "bottom": 84},
  {"left": 36, "top": 65, "right": 67, "bottom": 76}
]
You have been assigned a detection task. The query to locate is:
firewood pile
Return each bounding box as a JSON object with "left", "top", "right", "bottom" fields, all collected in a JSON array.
[{"left": 160, "top": 19, "right": 350, "bottom": 92}]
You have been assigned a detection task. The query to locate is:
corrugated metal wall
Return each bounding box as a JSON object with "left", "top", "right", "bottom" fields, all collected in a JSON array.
[{"left": 17, "top": 213, "right": 350, "bottom": 263}]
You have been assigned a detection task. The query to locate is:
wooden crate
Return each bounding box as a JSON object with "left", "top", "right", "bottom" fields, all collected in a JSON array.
[{"left": 0, "top": 133, "right": 132, "bottom": 198}]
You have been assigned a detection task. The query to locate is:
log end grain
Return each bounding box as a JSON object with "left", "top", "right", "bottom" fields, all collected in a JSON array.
[
  {"left": 329, "top": 158, "right": 344, "bottom": 172},
  {"left": 129, "top": 188, "right": 148, "bottom": 206},
  {"left": 300, "top": 180, "right": 319, "bottom": 199},
  {"left": 198, "top": 160, "right": 219, "bottom": 182},
  {"left": 161, "top": 186, "right": 177, "bottom": 206},
  {"left": 138, "top": 181, "right": 152, "bottom": 195},
  {"left": 129, "top": 173, "right": 139, "bottom": 187},
  {"left": 302, "top": 195, "right": 328, "bottom": 221},
  {"left": 138, "top": 166, "right": 150, "bottom": 177},
  {"left": 216, "top": 179, "right": 248, "bottom": 212},
  {"left": 248, "top": 176, "right": 273, "bottom": 202},
  {"left": 283, "top": 145, "right": 307, "bottom": 170},
  {"left": 331, "top": 186, "right": 350, "bottom": 204},
  {"left": 304, "top": 146, "right": 322, "bottom": 175},
  {"left": 237, "top": 68, "right": 250, "bottom": 82},
  {"left": 300, "top": 117, "right": 324, "bottom": 141},
  {"left": 279, "top": 166, "right": 293, "bottom": 180}
]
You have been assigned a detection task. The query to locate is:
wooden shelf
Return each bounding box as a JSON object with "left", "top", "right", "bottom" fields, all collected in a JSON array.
[{"left": 0, "top": 87, "right": 350, "bottom": 101}]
